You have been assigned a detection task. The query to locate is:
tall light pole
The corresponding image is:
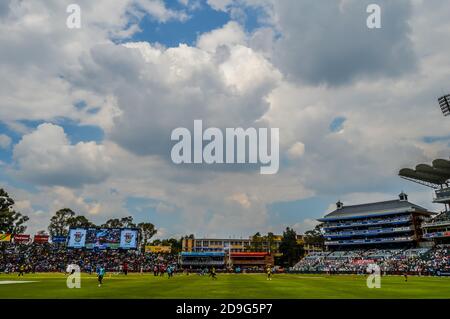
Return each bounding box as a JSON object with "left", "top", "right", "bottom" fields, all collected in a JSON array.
[{"left": 438, "top": 94, "right": 450, "bottom": 117}]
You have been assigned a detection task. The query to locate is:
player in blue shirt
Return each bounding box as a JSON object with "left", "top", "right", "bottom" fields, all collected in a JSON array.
[{"left": 97, "top": 265, "right": 106, "bottom": 287}]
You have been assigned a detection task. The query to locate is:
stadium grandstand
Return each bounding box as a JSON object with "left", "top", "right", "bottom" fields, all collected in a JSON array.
[
  {"left": 182, "top": 237, "right": 252, "bottom": 253},
  {"left": 179, "top": 252, "right": 226, "bottom": 268},
  {"left": 230, "top": 252, "right": 273, "bottom": 269},
  {"left": 0, "top": 241, "right": 178, "bottom": 274},
  {"left": 178, "top": 251, "right": 274, "bottom": 270},
  {"left": 399, "top": 158, "right": 450, "bottom": 245},
  {"left": 318, "top": 192, "right": 433, "bottom": 249},
  {"left": 291, "top": 246, "right": 449, "bottom": 275},
  {"left": 181, "top": 234, "right": 317, "bottom": 254},
  {"left": 293, "top": 156, "right": 450, "bottom": 276},
  {"left": 180, "top": 235, "right": 317, "bottom": 270}
]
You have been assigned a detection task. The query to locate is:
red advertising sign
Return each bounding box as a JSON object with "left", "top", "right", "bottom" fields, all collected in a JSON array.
[
  {"left": 444, "top": 231, "right": 450, "bottom": 237},
  {"left": 14, "top": 234, "right": 30, "bottom": 243},
  {"left": 352, "top": 259, "right": 374, "bottom": 265},
  {"left": 33, "top": 235, "right": 49, "bottom": 243}
]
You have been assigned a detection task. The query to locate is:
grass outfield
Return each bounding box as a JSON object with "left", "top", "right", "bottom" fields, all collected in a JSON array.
[{"left": 0, "top": 273, "right": 449, "bottom": 299}]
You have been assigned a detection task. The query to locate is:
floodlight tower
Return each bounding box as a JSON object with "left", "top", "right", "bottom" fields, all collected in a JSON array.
[{"left": 438, "top": 94, "right": 450, "bottom": 117}]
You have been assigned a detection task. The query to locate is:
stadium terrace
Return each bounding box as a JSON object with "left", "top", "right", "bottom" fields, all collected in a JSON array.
[
  {"left": 2, "top": 156, "right": 450, "bottom": 277},
  {"left": 318, "top": 192, "right": 433, "bottom": 249},
  {"left": 292, "top": 157, "right": 450, "bottom": 275}
]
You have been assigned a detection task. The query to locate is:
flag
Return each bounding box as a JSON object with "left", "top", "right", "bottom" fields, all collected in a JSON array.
[{"left": 0, "top": 233, "right": 12, "bottom": 242}]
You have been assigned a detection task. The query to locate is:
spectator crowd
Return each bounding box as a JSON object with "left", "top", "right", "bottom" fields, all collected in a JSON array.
[
  {"left": 2, "top": 242, "right": 449, "bottom": 276},
  {"left": 292, "top": 246, "right": 450, "bottom": 275},
  {"left": 0, "top": 242, "right": 178, "bottom": 274}
]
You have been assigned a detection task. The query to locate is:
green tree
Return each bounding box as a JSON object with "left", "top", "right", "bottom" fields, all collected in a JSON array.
[
  {"left": 303, "top": 224, "right": 325, "bottom": 247},
  {"left": 101, "top": 216, "right": 136, "bottom": 228},
  {"left": 48, "top": 208, "right": 75, "bottom": 236},
  {"left": 278, "top": 227, "right": 304, "bottom": 267},
  {"left": 0, "top": 188, "right": 29, "bottom": 234},
  {"left": 151, "top": 239, "right": 162, "bottom": 245},
  {"left": 101, "top": 218, "right": 122, "bottom": 228},
  {"left": 266, "top": 232, "right": 278, "bottom": 253},
  {"left": 165, "top": 238, "right": 182, "bottom": 253},
  {"left": 249, "top": 232, "right": 263, "bottom": 251},
  {"left": 137, "top": 222, "right": 157, "bottom": 247},
  {"left": 149, "top": 237, "right": 182, "bottom": 253},
  {"left": 120, "top": 216, "right": 136, "bottom": 228},
  {"left": 68, "top": 215, "right": 96, "bottom": 228},
  {"left": 48, "top": 209, "right": 96, "bottom": 236}
]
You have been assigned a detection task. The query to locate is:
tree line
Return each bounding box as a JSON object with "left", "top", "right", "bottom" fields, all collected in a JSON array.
[
  {"left": 250, "top": 226, "right": 325, "bottom": 267},
  {"left": 1, "top": 187, "right": 324, "bottom": 265},
  {"left": 0, "top": 188, "right": 178, "bottom": 251},
  {"left": 47, "top": 208, "right": 160, "bottom": 249},
  {"left": 0, "top": 188, "right": 29, "bottom": 234}
]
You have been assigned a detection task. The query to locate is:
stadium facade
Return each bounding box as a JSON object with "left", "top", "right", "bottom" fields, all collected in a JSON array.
[
  {"left": 181, "top": 235, "right": 318, "bottom": 254},
  {"left": 318, "top": 192, "right": 434, "bottom": 250},
  {"left": 399, "top": 158, "right": 450, "bottom": 245},
  {"left": 180, "top": 235, "right": 311, "bottom": 269},
  {"left": 180, "top": 237, "right": 279, "bottom": 268},
  {"left": 182, "top": 238, "right": 253, "bottom": 253},
  {"left": 422, "top": 212, "right": 450, "bottom": 244},
  {"left": 180, "top": 252, "right": 226, "bottom": 268},
  {"left": 179, "top": 251, "right": 274, "bottom": 269}
]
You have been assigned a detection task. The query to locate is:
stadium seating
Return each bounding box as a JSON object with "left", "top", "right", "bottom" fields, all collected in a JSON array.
[
  {"left": 1, "top": 242, "right": 449, "bottom": 276},
  {"left": 292, "top": 246, "right": 449, "bottom": 275},
  {"left": 0, "top": 242, "right": 178, "bottom": 273}
]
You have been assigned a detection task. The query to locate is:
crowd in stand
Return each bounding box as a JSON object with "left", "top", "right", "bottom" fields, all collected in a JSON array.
[
  {"left": 0, "top": 243, "right": 178, "bottom": 274},
  {"left": 2, "top": 242, "right": 450, "bottom": 276},
  {"left": 292, "top": 246, "right": 450, "bottom": 275}
]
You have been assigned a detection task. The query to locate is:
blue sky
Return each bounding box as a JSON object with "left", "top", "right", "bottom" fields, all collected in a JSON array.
[
  {"left": 126, "top": 0, "right": 264, "bottom": 46},
  {"left": 130, "top": 2, "right": 229, "bottom": 46}
]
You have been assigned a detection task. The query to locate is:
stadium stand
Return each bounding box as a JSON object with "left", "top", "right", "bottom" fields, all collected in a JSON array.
[
  {"left": 291, "top": 191, "right": 450, "bottom": 276},
  {"left": 179, "top": 252, "right": 225, "bottom": 267},
  {"left": 0, "top": 242, "right": 178, "bottom": 274},
  {"left": 399, "top": 158, "right": 450, "bottom": 246},
  {"left": 292, "top": 246, "right": 449, "bottom": 275},
  {"left": 319, "top": 193, "right": 433, "bottom": 249}
]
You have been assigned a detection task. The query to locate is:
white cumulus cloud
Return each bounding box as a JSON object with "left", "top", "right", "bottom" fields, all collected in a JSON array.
[{"left": 12, "top": 123, "right": 111, "bottom": 188}]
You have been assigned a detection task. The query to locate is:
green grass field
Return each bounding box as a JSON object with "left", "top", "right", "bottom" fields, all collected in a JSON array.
[{"left": 0, "top": 273, "right": 449, "bottom": 299}]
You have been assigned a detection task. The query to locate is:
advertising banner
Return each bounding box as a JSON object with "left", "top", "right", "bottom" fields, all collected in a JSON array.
[
  {"left": 34, "top": 235, "right": 49, "bottom": 243},
  {"left": 120, "top": 229, "right": 138, "bottom": 249},
  {"left": 145, "top": 245, "right": 171, "bottom": 253},
  {"left": 52, "top": 236, "right": 67, "bottom": 243},
  {"left": 352, "top": 259, "right": 374, "bottom": 265},
  {"left": 13, "top": 234, "right": 30, "bottom": 243},
  {"left": 67, "top": 228, "right": 138, "bottom": 249},
  {"left": 67, "top": 228, "right": 87, "bottom": 248},
  {"left": 0, "top": 233, "right": 11, "bottom": 242}
]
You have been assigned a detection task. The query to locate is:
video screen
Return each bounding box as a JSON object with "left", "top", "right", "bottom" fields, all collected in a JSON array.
[
  {"left": 68, "top": 228, "right": 137, "bottom": 249},
  {"left": 67, "top": 228, "right": 86, "bottom": 248},
  {"left": 85, "top": 228, "right": 120, "bottom": 249},
  {"left": 120, "top": 229, "right": 138, "bottom": 249}
]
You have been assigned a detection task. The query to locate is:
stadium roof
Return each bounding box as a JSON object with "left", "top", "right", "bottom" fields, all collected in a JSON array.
[
  {"left": 318, "top": 198, "right": 433, "bottom": 222},
  {"left": 180, "top": 252, "right": 225, "bottom": 257},
  {"left": 399, "top": 158, "right": 450, "bottom": 188},
  {"left": 230, "top": 252, "right": 268, "bottom": 257},
  {"left": 438, "top": 94, "right": 450, "bottom": 116}
]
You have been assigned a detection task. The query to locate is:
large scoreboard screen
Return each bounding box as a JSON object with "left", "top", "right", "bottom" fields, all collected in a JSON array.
[{"left": 68, "top": 228, "right": 138, "bottom": 249}]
